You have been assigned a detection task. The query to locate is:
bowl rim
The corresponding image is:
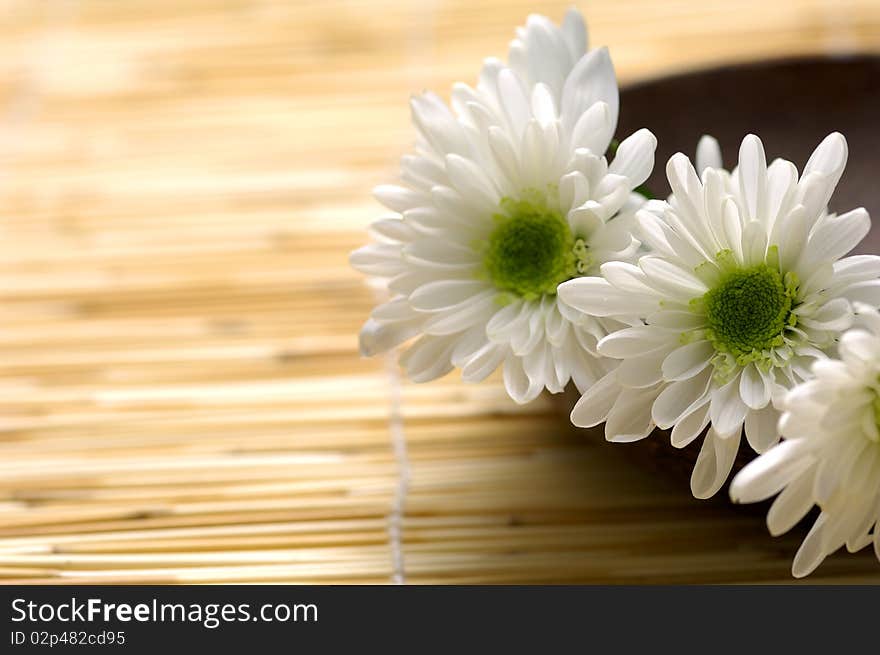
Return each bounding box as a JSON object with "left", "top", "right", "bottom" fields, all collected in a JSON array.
[{"left": 620, "top": 52, "right": 880, "bottom": 92}]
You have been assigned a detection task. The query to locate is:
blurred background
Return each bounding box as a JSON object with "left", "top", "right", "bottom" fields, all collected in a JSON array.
[{"left": 0, "top": 0, "right": 879, "bottom": 584}]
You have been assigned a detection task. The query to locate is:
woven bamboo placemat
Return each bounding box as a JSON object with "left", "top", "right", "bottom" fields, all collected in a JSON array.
[{"left": 1, "top": 0, "right": 879, "bottom": 584}]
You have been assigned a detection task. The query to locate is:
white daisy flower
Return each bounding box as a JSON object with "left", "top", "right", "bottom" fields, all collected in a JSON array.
[
  {"left": 731, "top": 304, "right": 880, "bottom": 577},
  {"left": 350, "top": 9, "right": 657, "bottom": 403},
  {"left": 559, "top": 132, "right": 880, "bottom": 497}
]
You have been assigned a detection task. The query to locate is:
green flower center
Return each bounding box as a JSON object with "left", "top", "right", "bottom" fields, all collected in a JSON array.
[
  {"left": 871, "top": 387, "right": 880, "bottom": 443},
  {"left": 703, "top": 262, "right": 796, "bottom": 361},
  {"left": 482, "top": 192, "right": 589, "bottom": 301}
]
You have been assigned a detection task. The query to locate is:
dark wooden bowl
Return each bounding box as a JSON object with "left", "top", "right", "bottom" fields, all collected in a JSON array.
[
  {"left": 562, "top": 55, "right": 880, "bottom": 480},
  {"left": 620, "top": 54, "right": 880, "bottom": 241}
]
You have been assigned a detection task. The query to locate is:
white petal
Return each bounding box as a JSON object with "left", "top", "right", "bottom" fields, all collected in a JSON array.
[
  {"left": 561, "top": 47, "right": 618, "bottom": 144},
  {"left": 401, "top": 154, "right": 446, "bottom": 191},
  {"left": 410, "top": 92, "right": 469, "bottom": 156},
  {"left": 350, "top": 243, "right": 404, "bottom": 277},
  {"left": 445, "top": 154, "right": 500, "bottom": 206},
  {"left": 812, "top": 435, "right": 865, "bottom": 504},
  {"left": 847, "top": 529, "right": 874, "bottom": 554},
  {"left": 598, "top": 326, "right": 676, "bottom": 359},
  {"left": 741, "top": 219, "right": 768, "bottom": 267},
  {"left": 646, "top": 310, "right": 706, "bottom": 330},
  {"left": 450, "top": 82, "right": 482, "bottom": 117},
  {"left": 831, "top": 254, "right": 880, "bottom": 287},
  {"left": 737, "top": 134, "right": 768, "bottom": 224},
  {"left": 359, "top": 318, "right": 423, "bottom": 357},
  {"left": 567, "top": 200, "right": 604, "bottom": 239},
  {"left": 670, "top": 402, "right": 710, "bottom": 448},
  {"left": 743, "top": 403, "right": 780, "bottom": 453},
  {"left": 776, "top": 205, "right": 810, "bottom": 274},
  {"left": 460, "top": 343, "right": 505, "bottom": 383},
  {"left": 666, "top": 153, "right": 715, "bottom": 253},
  {"left": 515, "top": 15, "right": 571, "bottom": 96},
  {"left": 487, "top": 126, "right": 524, "bottom": 193},
  {"left": 600, "top": 261, "right": 654, "bottom": 294},
  {"left": 875, "top": 516, "right": 880, "bottom": 563},
  {"left": 839, "top": 328, "right": 877, "bottom": 364},
  {"left": 544, "top": 303, "right": 568, "bottom": 346},
  {"left": 799, "top": 260, "right": 835, "bottom": 297},
  {"left": 485, "top": 299, "right": 527, "bottom": 341},
  {"left": 739, "top": 363, "right": 771, "bottom": 411},
  {"left": 530, "top": 82, "right": 558, "bottom": 125},
  {"left": 792, "top": 514, "right": 830, "bottom": 578},
  {"left": 509, "top": 301, "right": 545, "bottom": 356},
  {"left": 854, "top": 300, "right": 880, "bottom": 332},
  {"left": 568, "top": 340, "right": 609, "bottom": 393},
  {"left": 410, "top": 279, "right": 491, "bottom": 311},
  {"left": 450, "top": 324, "right": 490, "bottom": 366},
  {"left": 840, "top": 280, "right": 880, "bottom": 306},
  {"left": 569, "top": 101, "right": 613, "bottom": 154},
  {"left": 523, "top": 341, "right": 552, "bottom": 389},
  {"left": 721, "top": 197, "right": 744, "bottom": 262},
  {"left": 709, "top": 375, "right": 748, "bottom": 435},
  {"left": 652, "top": 369, "right": 712, "bottom": 429},
  {"left": 661, "top": 341, "right": 714, "bottom": 381},
  {"left": 497, "top": 68, "right": 531, "bottom": 137},
  {"left": 422, "top": 291, "right": 497, "bottom": 335},
  {"left": 605, "top": 387, "right": 658, "bottom": 442},
  {"left": 796, "top": 172, "right": 837, "bottom": 231},
  {"left": 558, "top": 171, "right": 588, "bottom": 213},
  {"left": 589, "top": 212, "right": 636, "bottom": 252},
  {"left": 560, "top": 7, "right": 588, "bottom": 60},
  {"left": 403, "top": 206, "right": 464, "bottom": 232},
  {"left": 796, "top": 297, "right": 853, "bottom": 332},
  {"left": 372, "top": 297, "right": 418, "bottom": 322},
  {"left": 502, "top": 352, "right": 542, "bottom": 404},
  {"left": 764, "top": 158, "right": 798, "bottom": 229},
  {"left": 639, "top": 257, "right": 707, "bottom": 300},
  {"left": 695, "top": 134, "right": 722, "bottom": 174},
  {"left": 766, "top": 469, "right": 815, "bottom": 536},
  {"left": 801, "top": 208, "right": 870, "bottom": 268},
  {"left": 558, "top": 276, "right": 655, "bottom": 317},
  {"left": 570, "top": 369, "right": 620, "bottom": 427},
  {"left": 390, "top": 268, "right": 450, "bottom": 295},
  {"left": 399, "top": 335, "right": 456, "bottom": 382},
  {"left": 802, "top": 132, "right": 847, "bottom": 192},
  {"left": 691, "top": 428, "right": 741, "bottom": 499},
  {"left": 404, "top": 238, "right": 480, "bottom": 268},
  {"left": 729, "top": 439, "right": 811, "bottom": 503},
  {"left": 615, "top": 350, "right": 666, "bottom": 388},
  {"left": 636, "top": 206, "right": 704, "bottom": 264},
  {"left": 369, "top": 217, "right": 417, "bottom": 243},
  {"left": 609, "top": 128, "right": 657, "bottom": 188},
  {"left": 461, "top": 98, "right": 496, "bottom": 137},
  {"left": 477, "top": 57, "right": 504, "bottom": 99}
]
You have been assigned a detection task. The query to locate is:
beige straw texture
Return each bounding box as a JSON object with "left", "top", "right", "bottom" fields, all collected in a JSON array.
[{"left": 0, "top": 0, "right": 879, "bottom": 584}]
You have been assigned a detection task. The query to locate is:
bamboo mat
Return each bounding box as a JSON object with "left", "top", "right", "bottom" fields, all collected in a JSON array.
[{"left": 1, "top": 0, "right": 880, "bottom": 584}]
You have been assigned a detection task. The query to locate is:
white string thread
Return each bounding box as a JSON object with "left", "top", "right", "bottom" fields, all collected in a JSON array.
[{"left": 385, "top": 352, "right": 410, "bottom": 585}]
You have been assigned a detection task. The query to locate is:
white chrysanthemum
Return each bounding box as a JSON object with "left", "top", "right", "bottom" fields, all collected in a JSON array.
[
  {"left": 559, "top": 133, "right": 880, "bottom": 497},
  {"left": 351, "top": 9, "right": 657, "bottom": 403},
  {"left": 731, "top": 304, "right": 880, "bottom": 577}
]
